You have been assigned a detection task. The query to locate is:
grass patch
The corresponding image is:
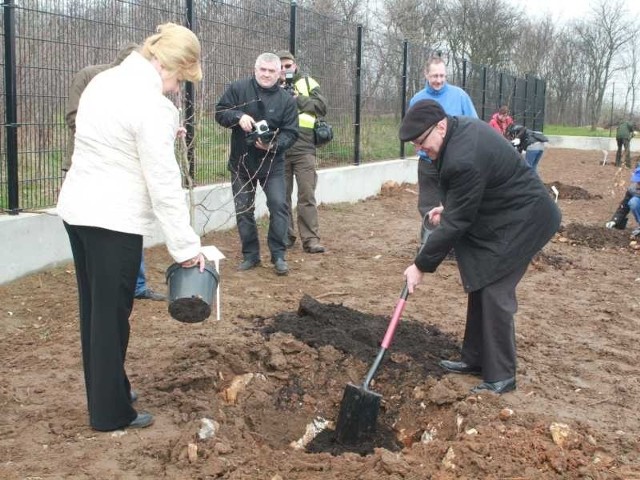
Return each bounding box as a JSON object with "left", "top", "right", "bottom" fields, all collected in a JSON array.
[{"left": 543, "top": 124, "right": 615, "bottom": 137}]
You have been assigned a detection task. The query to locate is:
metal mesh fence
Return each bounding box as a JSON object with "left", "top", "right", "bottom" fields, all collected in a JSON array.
[{"left": 1, "top": 0, "right": 544, "bottom": 212}]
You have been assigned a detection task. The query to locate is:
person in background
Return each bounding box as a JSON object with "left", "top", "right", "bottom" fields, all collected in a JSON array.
[
  {"left": 408, "top": 55, "right": 478, "bottom": 245},
  {"left": 400, "top": 100, "right": 561, "bottom": 395},
  {"left": 276, "top": 50, "right": 328, "bottom": 254},
  {"left": 65, "top": 42, "right": 165, "bottom": 302},
  {"left": 606, "top": 166, "right": 640, "bottom": 237},
  {"left": 615, "top": 120, "right": 635, "bottom": 168},
  {"left": 506, "top": 124, "right": 549, "bottom": 172},
  {"left": 57, "top": 23, "right": 206, "bottom": 431},
  {"left": 215, "top": 53, "right": 299, "bottom": 275},
  {"left": 488, "top": 105, "right": 513, "bottom": 137}
]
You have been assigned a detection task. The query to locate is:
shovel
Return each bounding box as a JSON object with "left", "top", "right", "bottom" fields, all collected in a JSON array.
[{"left": 334, "top": 283, "right": 410, "bottom": 444}]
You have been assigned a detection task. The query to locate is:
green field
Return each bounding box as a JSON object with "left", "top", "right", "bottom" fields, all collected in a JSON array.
[{"left": 543, "top": 124, "right": 616, "bottom": 137}]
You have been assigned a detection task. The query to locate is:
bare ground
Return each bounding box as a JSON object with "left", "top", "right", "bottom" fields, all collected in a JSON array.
[{"left": 1, "top": 148, "right": 640, "bottom": 479}]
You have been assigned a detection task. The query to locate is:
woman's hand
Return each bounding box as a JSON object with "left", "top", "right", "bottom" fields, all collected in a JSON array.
[
  {"left": 181, "top": 252, "right": 206, "bottom": 272},
  {"left": 403, "top": 264, "right": 424, "bottom": 294}
]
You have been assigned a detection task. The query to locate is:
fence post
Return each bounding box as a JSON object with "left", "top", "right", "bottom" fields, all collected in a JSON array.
[
  {"left": 353, "top": 24, "right": 362, "bottom": 166},
  {"left": 3, "top": 0, "right": 19, "bottom": 214},
  {"left": 609, "top": 82, "right": 615, "bottom": 137},
  {"left": 400, "top": 40, "right": 408, "bottom": 159},
  {"left": 184, "top": 0, "right": 196, "bottom": 179},
  {"left": 289, "top": 0, "right": 296, "bottom": 54},
  {"left": 462, "top": 59, "right": 467, "bottom": 90},
  {"left": 533, "top": 77, "right": 542, "bottom": 131},
  {"left": 481, "top": 66, "right": 487, "bottom": 121}
]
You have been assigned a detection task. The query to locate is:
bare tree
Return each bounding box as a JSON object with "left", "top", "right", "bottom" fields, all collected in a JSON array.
[
  {"left": 439, "top": 0, "right": 523, "bottom": 69},
  {"left": 511, "top": 14, "right": 556, "bottom": 76},
  {"left": 572, "top": 0, "right": 635, "bottom": 129},
  {"left": 621, "top": 29, "right": 640, "bottom": 117}
]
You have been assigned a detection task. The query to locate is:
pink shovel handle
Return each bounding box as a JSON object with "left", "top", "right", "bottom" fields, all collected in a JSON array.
[{"left": 380, "top": 284, "right": 409, "bottom": 349}]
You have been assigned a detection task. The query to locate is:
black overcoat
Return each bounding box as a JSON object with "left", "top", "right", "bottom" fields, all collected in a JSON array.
[
  {"left": 215, "top": 77, "right": 299, "bottom": 177},
  {"left": 414, "top": 116, "right": 562, "bottom": 292}
]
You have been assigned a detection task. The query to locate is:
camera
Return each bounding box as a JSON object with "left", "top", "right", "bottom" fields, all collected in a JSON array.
[
  {"left": 255, "top": 119, "right": 269, "bottom": 135},
  {"left": 245, "top": 119, "right": 273, "bottom": 146},
  {"left": 282, "top": 71, "right": 295, "bottom": 95}
]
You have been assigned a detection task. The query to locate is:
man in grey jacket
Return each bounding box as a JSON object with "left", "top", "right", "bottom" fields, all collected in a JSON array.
[{"left": 401, "top": 100, "right": 561, "bottom": 395}]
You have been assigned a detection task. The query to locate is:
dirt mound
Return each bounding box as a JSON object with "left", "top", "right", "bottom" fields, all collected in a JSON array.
[
  {"left": 546, "top": 181, "right": 602, "bottom": 200},
  {"left": 559, "top": 223, "right": 638, "bottom": 250}
]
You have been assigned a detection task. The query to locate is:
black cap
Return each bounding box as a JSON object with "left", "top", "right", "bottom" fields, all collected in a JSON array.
[{"left": 399, "top": 100, "right": 446, "bottom": 142}]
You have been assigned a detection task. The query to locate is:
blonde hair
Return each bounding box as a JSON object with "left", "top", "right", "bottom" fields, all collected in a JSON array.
[{"left": 141, "top": 23, "right": 202, "bottom": 82}]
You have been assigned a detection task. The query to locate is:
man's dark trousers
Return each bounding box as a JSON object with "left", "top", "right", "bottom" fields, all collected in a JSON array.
[
  {"left": 460, "top": 262, "right": 530, "bottom": 382},
  {"left": 418, "top": 159, "right": 440, "bottom": 239},
  {"left": 231, "top": 168, "right": 288, "bottom": 263}
]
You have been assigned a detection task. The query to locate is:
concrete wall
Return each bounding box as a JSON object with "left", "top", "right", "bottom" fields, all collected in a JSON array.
[
  {"left": 0, "top": 158, "right": 417, "bottom": 285},
  {"left": 547, "top": 135, "right": 639, "bottom": 152}
]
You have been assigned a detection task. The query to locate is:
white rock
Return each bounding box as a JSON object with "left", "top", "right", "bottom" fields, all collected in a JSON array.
[
  {"left": 442, "top": 446, "right": 456, "bottom": 470},
  {"left": 549, "top": 422, "right": 571, "bottom": 447},
  {"left": 198, "top": 418, "right": 220, "bottom": 440},
  {"left": 290, "top": 417, "right": 332, "bottom": 450}
]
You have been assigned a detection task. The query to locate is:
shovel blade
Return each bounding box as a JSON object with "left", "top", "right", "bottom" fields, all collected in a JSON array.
[{"left": 334, "top": 383, "right": 382, "bottom": 444}]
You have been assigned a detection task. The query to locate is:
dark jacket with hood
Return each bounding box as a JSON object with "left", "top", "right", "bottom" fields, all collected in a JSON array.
[
  {"left": 415, "top": 116, "right": 561, "bottom": 292},
  {"left": 215, "top": 77, "right": 299, "bottom": 177}
]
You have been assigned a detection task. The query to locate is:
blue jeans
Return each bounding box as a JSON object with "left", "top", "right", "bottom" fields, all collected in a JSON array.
[
  {"left": 629, "top": 195, "right": 640, "bottom": 224},
  {"left": 525, "top": 149, "right": 544, "bottom": 171},
  {"left": 231, "top": 168, "right": 288, "bottom": 263},
  {"left": 134, "top": 255, "right": 147, "bottom": 296}
]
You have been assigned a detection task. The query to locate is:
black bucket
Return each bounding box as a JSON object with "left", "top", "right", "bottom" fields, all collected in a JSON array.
[{"left": 165, "top": 262, "right": 220, "bottom": 323}]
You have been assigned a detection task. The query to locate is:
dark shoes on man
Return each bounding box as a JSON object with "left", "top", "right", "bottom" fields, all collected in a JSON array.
[
  {"left": 274, "top": 258, "right": 289, "bottom": 276},
  {"left": 439, "top": 360, "right": 482, "bottom": 376},
  {"left": 470, "top": 377, "right": 516, "bottom": 394},
  {"left": 440, "top": 359, "right": 516, "bottom": 394},
  {"left": 238, "top": 258, "right": 261, "bottom": 271},
  {"left": 135, "top": 288, "right": 166, "bottom": 301},
  {"left": 303, "top": 244, "right": 325, "bottom": 254},
  {"left": 287, "top": 236, "right": 325, "bottom": 254},
  {"left": 238, "top": 257, "right": 288, "bottom": 275}
]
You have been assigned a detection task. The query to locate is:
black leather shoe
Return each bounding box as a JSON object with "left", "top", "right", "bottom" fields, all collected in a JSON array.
[
  {"left": 274, "top": 258, "right": 289, "bottom": 276},
  {"left": 130, "top": 390, "right": 138, "bottom": 403},
  {"left": 238, "top": 259, "right": 261, "bottom": 271},
  {"left": 439, "top": 359, "right": 482, "bottom": 375},
  {"left": 128, "top": 412, "right": 154, "bottom": 429},
  {"left": 303, "top": 244, "right": 325, "bottom": 254},
  {"left": 135, "top": 288, "right": 166, "bottom": 301},
  {"left": 470, "top": 377, "right": 516, "bottom": 394}
]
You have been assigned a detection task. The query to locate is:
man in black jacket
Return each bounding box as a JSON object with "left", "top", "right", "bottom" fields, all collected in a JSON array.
[
  {"left": 400, "top": 100, "right": 561, "bottom": 395},
  {"left": 215, "top": 53, "right": 299, "bottom": 275}
]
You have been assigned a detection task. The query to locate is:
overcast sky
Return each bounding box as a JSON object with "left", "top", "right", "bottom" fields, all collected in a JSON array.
[{"left": 509, "top": 0, "right": 640, "bottom": 22}]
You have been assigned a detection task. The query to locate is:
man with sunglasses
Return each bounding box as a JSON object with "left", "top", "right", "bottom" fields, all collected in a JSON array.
[
  {"left": 276, "top": 50, "right": 328, "bottom": 254},
  {"left": 409, "top": 55, "right": 478, "bottom": 247},
  {"left": 400, "top": 100, "right": 561, "bottom": 395}
]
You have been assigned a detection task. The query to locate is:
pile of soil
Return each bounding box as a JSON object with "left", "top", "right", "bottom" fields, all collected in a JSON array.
[{"left": 1, "top": 149, "right": 639, "bottom": 479}]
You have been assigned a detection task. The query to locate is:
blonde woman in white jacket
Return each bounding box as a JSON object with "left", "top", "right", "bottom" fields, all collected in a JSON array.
[{"left": 57, "top": 23, "right": 204, "bottom": 432}]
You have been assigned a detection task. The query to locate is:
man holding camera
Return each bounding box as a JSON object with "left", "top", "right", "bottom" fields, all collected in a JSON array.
[
  {"left": 276, "top": 50, "right": 328, "bottom": 254},
  {"left": 215, "top": 53, "right": 299, "bottom": 275}
]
